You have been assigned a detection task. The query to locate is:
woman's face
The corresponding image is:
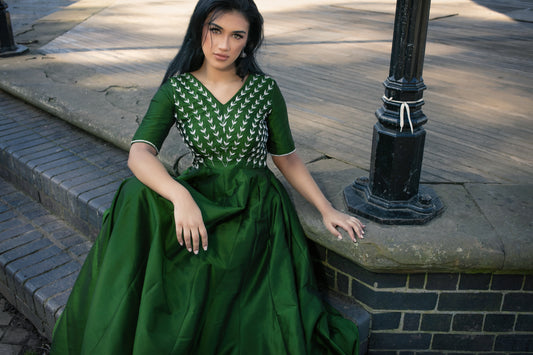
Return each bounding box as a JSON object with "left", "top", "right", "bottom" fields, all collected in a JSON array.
[{"left": 201, "top": 10, "right": 249, "bottom": 73}]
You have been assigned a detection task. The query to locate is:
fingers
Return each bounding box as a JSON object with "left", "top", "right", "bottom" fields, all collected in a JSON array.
[
  {"left": 199, "top": 225, "right": 208, "bottom": 252},
  {"left": 338, "top": 221, "right": 357, "bottom": 242},
  {"left": 191, "top": 228, "right": 200, "bottom": 254},
  {"left": 176, "top": 225, "right": 184, "bottom": 247},
  {"left": 176, "top": 224, "right": 209, "bottom": 255},
  {"left": 326, "top": 213, "right": 366, "bottom": 242},
  {"left": 326, "top": 224, "right": 344, "bottom": 240},
  {"left": 348, "top": 216, "right": 365, "bottom": 240},
  {"left": 173, "top": 202, "right": 208, "bottom": 255},
  {"left": 180, "top": 227, "right": 192, "bottom": 252}
]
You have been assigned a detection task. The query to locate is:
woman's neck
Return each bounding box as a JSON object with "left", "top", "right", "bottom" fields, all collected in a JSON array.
[
  {"left": 193, "top": 63, "right": 242, "bottom": 85},
  {"left": 191, "top": 63, "right": 248, "bottom": 105}
]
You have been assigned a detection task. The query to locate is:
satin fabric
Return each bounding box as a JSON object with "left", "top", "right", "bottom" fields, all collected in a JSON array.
[{"left": 50, "top": 167, "right": 358, "bottom": 354}]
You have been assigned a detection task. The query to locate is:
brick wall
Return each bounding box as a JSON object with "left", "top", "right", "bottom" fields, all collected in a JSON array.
[{"left": 309, "top": 242, "right": 533, "bottom": 354}]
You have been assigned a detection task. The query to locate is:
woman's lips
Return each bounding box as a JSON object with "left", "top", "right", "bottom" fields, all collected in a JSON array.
[{"left": 214, "top": 53, "right": 229, "bottom": 61}]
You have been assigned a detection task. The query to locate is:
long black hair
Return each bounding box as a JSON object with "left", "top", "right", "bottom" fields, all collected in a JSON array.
[{"left": 161, "top": 0, "right": 265, "bottom": 84}]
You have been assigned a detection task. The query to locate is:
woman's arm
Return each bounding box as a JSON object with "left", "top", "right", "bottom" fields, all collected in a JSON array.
[
  {"left": 128, "top": 143, "right": 208, "bottom": 254},
  {"left": 272, "top": 152, "right": 365, "bottom": 241}
]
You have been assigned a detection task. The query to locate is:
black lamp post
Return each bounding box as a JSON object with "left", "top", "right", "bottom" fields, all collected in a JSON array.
[
  {"left": 0, "top": 0, "right": 28, "bottom": 57},
  {"left": 344, "top": 0, "right": 444, "bottom": 225}
]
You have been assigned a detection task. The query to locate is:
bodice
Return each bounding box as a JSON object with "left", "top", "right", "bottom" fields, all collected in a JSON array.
[{"left": 171, "top": 74, "right": 275, "bottom": 169}]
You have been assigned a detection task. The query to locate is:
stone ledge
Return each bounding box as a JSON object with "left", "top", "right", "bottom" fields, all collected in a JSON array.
[{"left": 291, "top": 158, "right": 533, "bottom": 274}]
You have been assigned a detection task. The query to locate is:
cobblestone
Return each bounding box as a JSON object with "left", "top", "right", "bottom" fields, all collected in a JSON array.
[{"left": 0, "top": 294, "right": 50, "bottom": 355}]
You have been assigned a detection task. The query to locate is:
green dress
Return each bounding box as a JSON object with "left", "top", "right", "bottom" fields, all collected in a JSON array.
[{"left": 50, "top": 73, "right": 359, "bottom": 354}]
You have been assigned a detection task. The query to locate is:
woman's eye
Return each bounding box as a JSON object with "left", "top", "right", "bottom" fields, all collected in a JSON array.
[
  {"left": 209, "top": 27, "right": 221, "bottom": 34},
  {"left": 233, "top": 34, "right": 243, "bottom": 40}
]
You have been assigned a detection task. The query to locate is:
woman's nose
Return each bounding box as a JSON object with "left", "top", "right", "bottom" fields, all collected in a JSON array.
[{"left": 218, "top": 35, "right": 230, "bottom": 51}]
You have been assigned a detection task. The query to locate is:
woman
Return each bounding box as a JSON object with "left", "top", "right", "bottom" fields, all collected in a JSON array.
[{"left": 51, "top": 0, "right": 365, "bottom": 353}]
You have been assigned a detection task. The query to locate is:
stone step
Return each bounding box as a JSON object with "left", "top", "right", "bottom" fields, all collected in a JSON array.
[
  {"left": 0, "top": 90, "right": 370, "bottom": 352},
  {"left": 0, "top": 91, "right": 131, "bottom": 241},
  {"left": 0, "top": 89, "right": 131, "bottom": 339},
  {"left": 0, "top": 175, "right": 89, "bottom": 339}
]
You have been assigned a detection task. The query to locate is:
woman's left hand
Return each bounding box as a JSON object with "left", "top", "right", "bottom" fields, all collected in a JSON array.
[{"left": 322, "top": 207, "right": 365, "bottom": 242}]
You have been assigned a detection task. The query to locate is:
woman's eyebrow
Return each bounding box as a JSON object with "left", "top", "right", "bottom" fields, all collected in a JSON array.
[
  {"left": 208, "top": 21, "right": 247, "bottom": 35},
  {"left": 208, "top": 22, "right": 222, "bottom": 29}
]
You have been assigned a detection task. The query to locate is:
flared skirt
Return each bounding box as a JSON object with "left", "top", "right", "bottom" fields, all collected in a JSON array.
[{"left": 50, "top": 167, "right": 358, "bottom": 354}]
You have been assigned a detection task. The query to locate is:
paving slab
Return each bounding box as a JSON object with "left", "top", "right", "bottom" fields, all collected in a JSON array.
[
  {"left": 2, "top": 0, "right": 532, "bottom": 183},
  {"left": 465, "top": 184, "right": 533, "bottom": 271}
]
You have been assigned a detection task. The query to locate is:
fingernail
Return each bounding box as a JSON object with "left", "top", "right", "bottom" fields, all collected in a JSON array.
[
  {"left": 337, "top": 235, "right": 342, "bottom": 240},
  {"left": 188, "top": 248, "right": 192, "bottom": 252},
  {"left": 194, "top": 250, "right": 198, "bottom": 255},
  {"left": 203, "top": 245, "right": 208, "bottom": 251}
]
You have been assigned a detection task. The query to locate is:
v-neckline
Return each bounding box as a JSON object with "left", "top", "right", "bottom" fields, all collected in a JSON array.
[{"left": 188, "top": 73, "right": 252, "bottom": 107}]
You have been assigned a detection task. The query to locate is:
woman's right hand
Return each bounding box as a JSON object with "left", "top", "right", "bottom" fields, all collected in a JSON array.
[
  {"left": 173, "top": 194, "right": 208, "bottom": 254},
  {"left": 128, "top": 143, "right": 208, "bottom": 254}
]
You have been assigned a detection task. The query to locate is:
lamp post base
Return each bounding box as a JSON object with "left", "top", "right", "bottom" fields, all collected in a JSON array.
[
  {"left": 344, "top": 176, "right": 445, "bottom": 225},
  {"left": 0, "top": 44, "right": 28, "bottom": 57}
]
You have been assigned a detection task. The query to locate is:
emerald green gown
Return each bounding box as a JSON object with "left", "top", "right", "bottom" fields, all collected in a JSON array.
[{"left": 50, "top": 73, "right": 359, "bottom": 354}]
